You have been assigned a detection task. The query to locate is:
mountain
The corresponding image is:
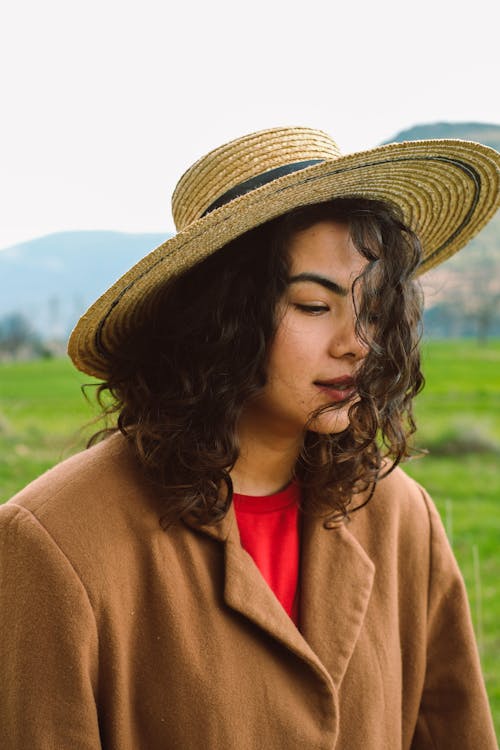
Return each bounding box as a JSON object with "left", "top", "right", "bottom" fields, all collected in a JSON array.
[
  {"left": 383, "top": 121, "right": 500, "bottom": 151},
  {"left": 383, "top": 122, "right": 500, "bottom": 339},
  {"left": 1, "top": 121, "right": 499, "bottom": 342},
  {"left": 0, "top": 231, "right": 169, "bottom": 338}
]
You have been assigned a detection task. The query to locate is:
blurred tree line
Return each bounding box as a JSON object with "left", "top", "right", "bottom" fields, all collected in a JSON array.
[{"left": 0, "top": 313, "right": 60, "bottom": 361}]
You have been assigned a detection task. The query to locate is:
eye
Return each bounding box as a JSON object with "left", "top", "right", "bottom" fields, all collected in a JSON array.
[{"left": 293, "top": 303, "right": 329, "bottom": 315}]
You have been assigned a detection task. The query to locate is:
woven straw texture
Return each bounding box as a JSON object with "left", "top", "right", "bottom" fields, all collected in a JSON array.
[
  {"left": 68, "top": 127, "right": 500, "bottom": 378},
  {"left": 172, "top": 127, "right": 342, "bottom": 230}
]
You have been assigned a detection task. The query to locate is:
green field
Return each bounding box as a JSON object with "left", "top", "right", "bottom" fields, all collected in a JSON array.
[{"left": 1, "top": 340, "right": 499, "bottom": 736}]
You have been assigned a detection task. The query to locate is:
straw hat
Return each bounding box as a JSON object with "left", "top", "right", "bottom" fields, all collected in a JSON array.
[{"left": 69, "top": 126, "right": 500, "bottom": 378}]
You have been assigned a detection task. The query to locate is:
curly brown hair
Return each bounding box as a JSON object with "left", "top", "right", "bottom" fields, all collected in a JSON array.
[{"left": 90, "top": 197, "right": 424, "bottom": 526}]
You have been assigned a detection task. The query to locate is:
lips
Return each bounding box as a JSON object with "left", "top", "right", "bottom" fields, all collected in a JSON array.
[{"left": 314, "top": 376, "right": 357, "bottom": 402}]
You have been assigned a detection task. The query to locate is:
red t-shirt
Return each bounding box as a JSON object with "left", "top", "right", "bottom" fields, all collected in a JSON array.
[{"left": 233, "top": 482, "right": 300, "bottom": 626}]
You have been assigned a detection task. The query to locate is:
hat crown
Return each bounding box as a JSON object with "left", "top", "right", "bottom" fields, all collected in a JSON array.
[{"left": 171, "top": 127, "right": 342, "bottom": 231}]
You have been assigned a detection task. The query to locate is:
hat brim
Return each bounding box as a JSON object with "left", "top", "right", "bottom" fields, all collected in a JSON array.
[{"left": 69, "top": 138, "right": 500, "bottom": 378}]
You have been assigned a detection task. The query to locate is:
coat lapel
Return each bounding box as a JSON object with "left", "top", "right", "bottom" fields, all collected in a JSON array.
[
  {"left": 188, "top": 506, "right": 334, "bottom": 688},
  {"left": 186, "top": 502, "right": 375, "bottom": 693},
  {"left": 299, "top": 512, "right": 375, "bottom": 690}
]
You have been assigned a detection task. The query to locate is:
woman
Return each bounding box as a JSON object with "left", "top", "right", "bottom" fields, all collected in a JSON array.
[{"left": 1, "top": 127, "right": 498, "bottom": 749}]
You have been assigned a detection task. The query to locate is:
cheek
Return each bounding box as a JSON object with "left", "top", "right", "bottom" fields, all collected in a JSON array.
[{"left": 267, "top": 322, "right": 315, "bottom": 387}]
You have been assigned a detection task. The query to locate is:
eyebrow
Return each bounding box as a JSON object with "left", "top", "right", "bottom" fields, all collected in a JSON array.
[{"left": 288, "top": 272, "right": 349, "bottom": 297}]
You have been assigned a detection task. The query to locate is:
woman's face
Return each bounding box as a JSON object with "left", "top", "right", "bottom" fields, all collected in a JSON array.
[{"left": 245, "top": 219, "right": 369, "bottom": 437}]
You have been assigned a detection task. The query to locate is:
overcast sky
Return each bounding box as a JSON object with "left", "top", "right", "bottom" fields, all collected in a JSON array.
[{"left": 1, "top": 0, "right": 498, "bottom": 250}]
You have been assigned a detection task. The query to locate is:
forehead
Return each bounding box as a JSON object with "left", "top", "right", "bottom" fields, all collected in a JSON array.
[{"left": 286, "top": 219, "right": 367, "bottom": 282}]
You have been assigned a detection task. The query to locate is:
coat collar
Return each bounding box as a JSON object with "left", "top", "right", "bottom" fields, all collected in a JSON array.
[
  {"left": 299, "top": 511, "right": 375, "bottom": 688},
  {"left": 184, "top": 501, "right": 375, "bottom": 695}
]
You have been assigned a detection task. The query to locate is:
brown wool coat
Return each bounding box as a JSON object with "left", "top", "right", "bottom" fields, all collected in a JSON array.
[{"left": 0, "top": 434, "right": 496, "bottom": 749}]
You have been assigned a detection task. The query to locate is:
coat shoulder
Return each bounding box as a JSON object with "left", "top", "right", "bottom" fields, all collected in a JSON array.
[
  {"left": 371, "top": 464, "right": 435, "bottom": 519},
  {"left": 0, "top": 434, "right": 170, "bottom": 609},
  {"left": 1, "top": 433, "right": 162, "bottom": 541},
  {"left": 348, "top": 464, "right": 444, "bottom": 555}
]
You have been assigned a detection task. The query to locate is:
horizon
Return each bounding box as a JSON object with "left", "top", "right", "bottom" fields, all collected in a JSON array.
[{"left": 2, "top": 118, "right": 499, "bottom": 253}]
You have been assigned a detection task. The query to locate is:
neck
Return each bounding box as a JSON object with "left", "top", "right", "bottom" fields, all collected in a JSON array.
[{"left": 230, "top": 412, "right": 304, "bottom": 497}]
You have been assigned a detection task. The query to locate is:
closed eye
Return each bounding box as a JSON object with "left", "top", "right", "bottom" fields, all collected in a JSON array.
[{"left": 293, "top": 303, "right": 330, "bottom": 315}]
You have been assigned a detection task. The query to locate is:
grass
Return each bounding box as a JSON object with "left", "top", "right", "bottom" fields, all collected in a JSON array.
[
  {"left": 1, "top": 340, "right": 499, "bottom": 737},
  {"left": 403, "top": 340, "right": 500, "bottom": 734},
  {"left": 413, "top": 338, "right": 500, "bottom": 444},
  {"left": 0, "top": 358, "right": 101, "bottom": 497},
  {"left": 404, "top": 454, "right": 500, "bottom": 718}
]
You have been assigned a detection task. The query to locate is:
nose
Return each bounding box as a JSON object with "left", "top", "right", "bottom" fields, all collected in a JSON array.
[{"left": 328, "top": 309, "right": 368, "bottom": 361}]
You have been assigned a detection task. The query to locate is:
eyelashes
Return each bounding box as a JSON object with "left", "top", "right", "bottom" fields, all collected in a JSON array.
[
  {"left": 293, "top": 303, "right": 330, "bottom": 315},
  {"left": 292, "top": 302, "right": 381, "bottom": 325}
]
